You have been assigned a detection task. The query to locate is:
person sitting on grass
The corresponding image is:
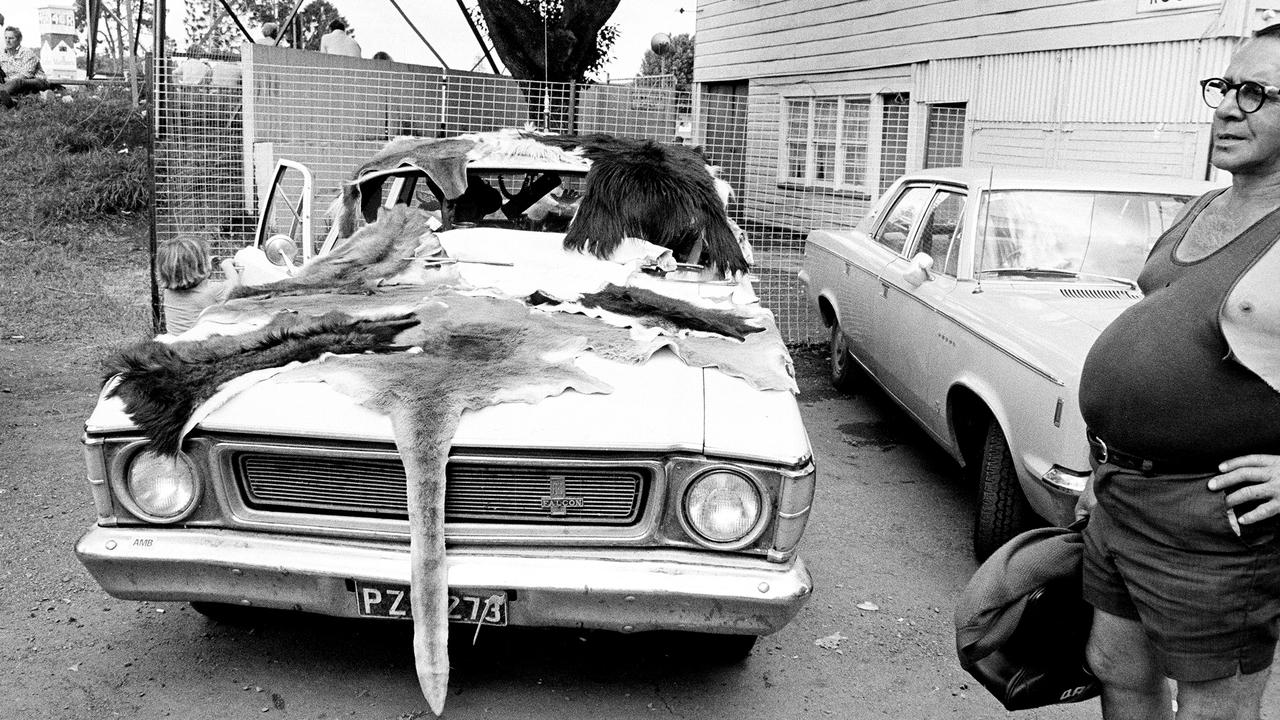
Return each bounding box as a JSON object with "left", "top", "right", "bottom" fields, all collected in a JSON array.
[
  {"left": 0, "top": 27, "right": 49, "bottom": 109},
  {"left": 157, "top": 235, "right": 241, "bottom": 335}
]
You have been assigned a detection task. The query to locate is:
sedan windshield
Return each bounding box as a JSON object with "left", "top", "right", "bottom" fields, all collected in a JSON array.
[{"left": 976, "top": 190, "right": 1193, "bottom": 280}]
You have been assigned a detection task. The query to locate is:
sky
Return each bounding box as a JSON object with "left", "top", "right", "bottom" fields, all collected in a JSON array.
[{"left": 1, "top": 0, "right": 696, "bottom": 80}]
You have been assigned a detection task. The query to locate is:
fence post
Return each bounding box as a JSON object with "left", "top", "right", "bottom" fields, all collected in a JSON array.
[{"left": 568, "top": 81, "right": 578, "bottom": 136}]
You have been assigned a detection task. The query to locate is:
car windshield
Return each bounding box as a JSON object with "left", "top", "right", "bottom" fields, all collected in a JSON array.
[
  {"left": 976, "top": 190, "right": 1193, "bottom": 280},
  {"left": 380, "top": 168, "right": 588, "bottom": 234}
]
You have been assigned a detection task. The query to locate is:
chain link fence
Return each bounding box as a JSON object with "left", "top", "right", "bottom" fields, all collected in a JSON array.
[{"left": 153, "top": 46, "right": 868, "bottom": 344}]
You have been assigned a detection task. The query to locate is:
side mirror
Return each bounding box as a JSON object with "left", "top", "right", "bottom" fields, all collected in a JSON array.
[
  {"left": 902, "top": 252, "right": 934, "bottom": 287},
  {"left": 264, "top": 234, "right": 300, "bottom": 267}
]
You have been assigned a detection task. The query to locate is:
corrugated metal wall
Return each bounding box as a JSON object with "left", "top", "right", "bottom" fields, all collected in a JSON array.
[{"left": 916, "top": 38, "right": 1239, "bottom": 124}]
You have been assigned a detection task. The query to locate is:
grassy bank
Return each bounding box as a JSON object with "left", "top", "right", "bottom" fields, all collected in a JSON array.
[{"left": 0, "top": 92, "right": 153, "bottom": 355}]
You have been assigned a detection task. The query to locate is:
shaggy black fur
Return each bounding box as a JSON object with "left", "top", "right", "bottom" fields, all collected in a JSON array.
[
  {"left": 104, "top": 312, "right": 419, "bottom": 455},
  {"left": 554, "top": 135, "right": 749, "bottom": 277},
  {"left": 531, "top": 284, "right": 763, "bottom": 341}
]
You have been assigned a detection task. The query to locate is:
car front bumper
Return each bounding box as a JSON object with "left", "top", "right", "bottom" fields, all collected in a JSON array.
[{"left": 76, "top": 525, "right": 813, "bottom": 635}]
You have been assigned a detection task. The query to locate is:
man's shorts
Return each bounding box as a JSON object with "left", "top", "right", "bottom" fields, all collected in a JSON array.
[{"left": 1083, "top": 463, "right": 1280, "bottom": 682}]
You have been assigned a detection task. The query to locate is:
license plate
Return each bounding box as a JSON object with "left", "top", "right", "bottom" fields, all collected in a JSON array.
[{"left": 353, "top": 582, "right": 508, "bottom": 626}]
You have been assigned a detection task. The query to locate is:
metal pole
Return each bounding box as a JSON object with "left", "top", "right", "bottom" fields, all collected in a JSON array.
[
  {"left": 275, "top": 0, "right": 305, "bottom": 47},
  {"left": 386, "top": 0, "right": 449, "bottom": 69},
  {"left": 149, "top": 0, "right": 166, "bottom": 334},
  {"left": 86, "top": 0, "right": 100, "bottom": 79},
  {"left": 453, "top": 0, "right": 499, "bottom": 74}
]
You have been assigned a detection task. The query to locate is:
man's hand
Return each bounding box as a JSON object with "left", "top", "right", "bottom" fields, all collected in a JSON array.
[{"left": 1208, "top": 455, "right": 1280, "bottom": 525}]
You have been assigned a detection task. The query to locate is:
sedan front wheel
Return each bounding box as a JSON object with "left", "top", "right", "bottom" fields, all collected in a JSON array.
[
  {"left": 829, "top": 321, "right": 858, "bottom": 391},
  {"left": 973, "top": 420, "right": 1034, "bottom": 560}
]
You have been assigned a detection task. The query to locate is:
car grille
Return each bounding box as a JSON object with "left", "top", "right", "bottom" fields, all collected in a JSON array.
[{"left": 233, "top": 452, "right": 646, "bottom": 525}]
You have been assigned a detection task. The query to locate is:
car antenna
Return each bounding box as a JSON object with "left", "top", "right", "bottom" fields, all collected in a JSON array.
[{"left": 974, "top": 166, "right": 994, "bottom": 294}]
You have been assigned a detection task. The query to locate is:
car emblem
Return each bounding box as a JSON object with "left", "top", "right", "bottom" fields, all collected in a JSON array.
[{"left": 539, "top": 476, "right": 584, "bottom": 517}]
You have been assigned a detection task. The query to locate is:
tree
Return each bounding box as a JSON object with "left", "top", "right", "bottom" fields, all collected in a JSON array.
[
  {"left": 75, "top": 0, "right": 153, "bottom": 74},
  {"left": 181, "top": 0, "right": 350, "bottom": 53},
  {"left": 474, "top": 0, "right": 620, "bottom": 83},
  {"left": 638, "top": 33, "right": 693, "bottom": 93}
]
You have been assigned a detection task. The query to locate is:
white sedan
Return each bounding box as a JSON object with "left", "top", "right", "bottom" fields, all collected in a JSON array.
[{"left": 799, "top": 167, "right": 1218, "bottom": 558}]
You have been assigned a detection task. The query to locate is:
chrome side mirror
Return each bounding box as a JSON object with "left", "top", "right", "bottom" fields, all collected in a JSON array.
[
  {"left": 903, "top": 252, "right": 934, "bottom": 287},
  {"left": 264, "top": 234, "right": 300, "bottom": 267}
]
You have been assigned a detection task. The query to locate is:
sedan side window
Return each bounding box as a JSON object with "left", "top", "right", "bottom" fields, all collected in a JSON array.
[
  {"left": 873, "top": 186, "right": 933, "bottom": 254},
  {"left": 915, "top": 191, "right": 966, "bottom": 277}
]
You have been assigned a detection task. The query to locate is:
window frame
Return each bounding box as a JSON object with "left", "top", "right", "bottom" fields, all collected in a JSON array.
[{"left": 778, "top": 94, "right": 879, "bottom": 196}]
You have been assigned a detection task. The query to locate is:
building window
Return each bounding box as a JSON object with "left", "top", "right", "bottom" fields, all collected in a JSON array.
[
  {"left": 780, "top": 94, "right": 894, "bottom": 196},
  {"left": 879, "top": 93, "right": 910, "bottom": 196},
  {"left": 925, "top": 102, "right": 967, "bottom": 169}
]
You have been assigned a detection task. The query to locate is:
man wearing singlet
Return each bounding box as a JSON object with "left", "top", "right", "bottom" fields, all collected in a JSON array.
[{"left": 1076, "top": 26, "right": 1280, "bottom": 720}]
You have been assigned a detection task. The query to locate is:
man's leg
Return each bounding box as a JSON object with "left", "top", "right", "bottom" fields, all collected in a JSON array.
[
  {"left": 1086, "top": 608, "right": 1173, "bottom": 720},
  {"left": 1175, "top": 665, "right": 1272, "bottom": 720}
]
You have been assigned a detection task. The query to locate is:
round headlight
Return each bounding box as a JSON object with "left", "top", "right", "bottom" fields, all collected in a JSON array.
[
  {"left": 684, "top": 471, "right": 762, "bottom": 544},
  {"left": 126, "top": 451, "right": 199, "bottom": 521}
]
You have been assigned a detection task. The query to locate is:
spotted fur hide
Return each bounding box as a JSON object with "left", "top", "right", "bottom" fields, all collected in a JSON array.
[
  {"left": 103, "top": 311, "right": 419, "bottom": 455},
  {"left": 231, "top": 206, "right": 429, "bottom": 300},
  {"left": 550, "top": 135, "right": 749, "bottom": 277}
]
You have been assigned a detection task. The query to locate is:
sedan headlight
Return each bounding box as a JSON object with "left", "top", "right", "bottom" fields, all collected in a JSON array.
[
  {"left": 683, "top": 470, "right": 763, "bottom": 545},
  {"left": 124, "top": 450, "right": 199, "bottom": 522}
]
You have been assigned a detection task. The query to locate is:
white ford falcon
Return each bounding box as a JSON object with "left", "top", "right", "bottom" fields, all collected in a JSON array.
[
  {"left": 76, "top": 132, "right": 814, "bottom": 713},
  {"left": 800, "top": 167, "right": 1218, "bottom": 559}
]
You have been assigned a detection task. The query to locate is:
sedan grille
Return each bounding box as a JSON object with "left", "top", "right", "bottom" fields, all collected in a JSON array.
[{"left": 233, "top": 453, "right": 646, "bottom": 525}]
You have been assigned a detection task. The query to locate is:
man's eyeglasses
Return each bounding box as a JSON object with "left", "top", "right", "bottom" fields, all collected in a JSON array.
[{"left": 1201, "top": 77, "right": 1280, "bottom": 114}]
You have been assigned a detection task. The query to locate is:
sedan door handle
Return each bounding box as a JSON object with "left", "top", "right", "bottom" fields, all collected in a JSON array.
[{"left": 879, "top": 280, "right": 890, "bottom": 299}]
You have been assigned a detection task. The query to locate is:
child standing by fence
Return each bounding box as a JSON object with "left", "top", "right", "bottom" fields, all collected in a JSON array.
[{"left": 157, "top": 234, "right": 240, "bottom": 335}]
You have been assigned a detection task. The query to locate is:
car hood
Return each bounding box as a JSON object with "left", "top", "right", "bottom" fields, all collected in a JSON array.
[
  {"left": 950, "top": 282, "right": 1139, "bottom": 378},
  {"left": 89, "top": 230, "right": 808, "bottom": 466}
]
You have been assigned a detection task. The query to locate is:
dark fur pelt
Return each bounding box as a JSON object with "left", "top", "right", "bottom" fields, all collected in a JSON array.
[
  {"left": 557, "top": 136, "right": 748, "bottom": 277},
  {"left": 104, "top": 311, "right": 419, "bottom": 455},
  {"left": 231, "top": 206, "right": 428, "bottom": 300},
  {"left": 532, "top": 284, "right": 763, "bottom": 340}
]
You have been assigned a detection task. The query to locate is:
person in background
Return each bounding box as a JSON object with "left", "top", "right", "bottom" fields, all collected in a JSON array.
[
  {"left": 372, "top": 51, "right": 392, "bottom": 61},
  {"left": 319, "top": 19, "right": 361, "bottom": 58},
  {"left": 157, "top": 235, "right": 241, "bottom": 335},
  {"left": 257, "top": 21, "right": 288, "bottom": 47},
  {"left": 1075, "top": 24, "right": 1280, "bottom": 720},
  {"left": 0, "top": 26, "right": 49, "bottom": 109}
]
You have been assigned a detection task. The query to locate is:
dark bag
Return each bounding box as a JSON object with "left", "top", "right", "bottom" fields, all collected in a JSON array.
[{"left": 954, "top": 520, "right": 1101, "bottom": 711}]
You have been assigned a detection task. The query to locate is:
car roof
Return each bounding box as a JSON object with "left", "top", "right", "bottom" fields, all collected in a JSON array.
[
  {"left": 898, "top": 166, "right": 1222, "bottom": 195},
  {"left": 467, "top": 155, "right": 590, "bottom": 174}
]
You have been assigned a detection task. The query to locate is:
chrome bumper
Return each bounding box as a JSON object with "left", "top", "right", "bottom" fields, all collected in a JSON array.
[{"left": 76, "top": 525, "right": 813, "bottom": 635}]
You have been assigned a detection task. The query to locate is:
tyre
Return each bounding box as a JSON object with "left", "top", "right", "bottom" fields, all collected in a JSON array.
[
  {"left": 972, "top": 420, "right": 1034, "bottom": 560},
  {"left": 829, "top": 320, "right": 858, "bottom": 391}
]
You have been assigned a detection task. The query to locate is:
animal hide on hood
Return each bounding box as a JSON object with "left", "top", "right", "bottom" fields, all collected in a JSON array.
[
  {"left": 104, "top": 292, "right": 612, "bottom": 717},
  {"left": 546, "top": 135, "right": 749, "bottom": 277},
  {"left": 231, "top": 206, "right": 431, "bottom": 300},
  {"left": 276, "top": 293, "right": 611, "bottom": 716},
  {"left": 530, "top": 284, "right": 764, "bottom": 341},
  {"left": 103, "top": 311, "right": 419, "bottom": 456}
]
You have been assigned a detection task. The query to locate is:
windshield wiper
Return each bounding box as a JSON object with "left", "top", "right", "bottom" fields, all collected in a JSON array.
[{"left": 979, "top": 267, "right": 1137, "bottom": 290}]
